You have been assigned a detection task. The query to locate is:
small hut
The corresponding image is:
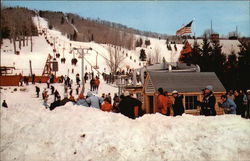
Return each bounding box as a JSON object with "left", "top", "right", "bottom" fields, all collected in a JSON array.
[{"left": 143, "top": 71, "right": 226, "bottom": 115}]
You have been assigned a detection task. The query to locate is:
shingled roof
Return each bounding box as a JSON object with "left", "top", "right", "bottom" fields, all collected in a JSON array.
[{"left": 146, "top": 71, "right": 225, "bottom": 93}]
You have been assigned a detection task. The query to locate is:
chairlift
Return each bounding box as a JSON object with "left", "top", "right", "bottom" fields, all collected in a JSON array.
[
  {"left": 56, "top": 53, "right": 60, "bottom": 58},
  {"left": 71, "top": 58, "right": 78, "bottom": 65},
  {"left": 61, "top": 58, "right": 66, "bottom": 64},
  {"left": 71, "top": 52, "right": 77, "bottom": 65}
]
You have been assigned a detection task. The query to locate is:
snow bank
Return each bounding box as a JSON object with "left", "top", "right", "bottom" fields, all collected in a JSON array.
[{"left": 1, "top": 87, "right": 250, "bottom": 161}]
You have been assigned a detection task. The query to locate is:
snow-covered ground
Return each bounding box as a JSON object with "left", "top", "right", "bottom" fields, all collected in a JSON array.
[
  {"left": 1, "top": 83, "right": 250, "bottom": 161},
  {"left": 1, "top": 16, "right": 250, "bottom": 161}
]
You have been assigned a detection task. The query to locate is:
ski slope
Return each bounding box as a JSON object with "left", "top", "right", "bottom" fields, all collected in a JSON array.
[{"left": 1, "top": 16, "right": 183, "bottom": 78}]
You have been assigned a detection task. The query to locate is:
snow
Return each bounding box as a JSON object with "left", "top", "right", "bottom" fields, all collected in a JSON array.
[
  {"left": 1, "top": 84, "right": 250, "bottom": 161},
  {"left": 1, "top": 16, "right": 250, "bottom": 161}
]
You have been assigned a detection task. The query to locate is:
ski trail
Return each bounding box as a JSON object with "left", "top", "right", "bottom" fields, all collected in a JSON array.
[{"left": 64, "top": 14, "right": 79, "bottom": 33}]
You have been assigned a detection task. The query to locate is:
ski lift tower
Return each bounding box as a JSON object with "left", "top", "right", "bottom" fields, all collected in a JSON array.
[
  {"left": 71, "top": 47, "right": 92, "bottom": 93},
  {"left": 116, "top": 75, "right": 126, "bottom": 96}
]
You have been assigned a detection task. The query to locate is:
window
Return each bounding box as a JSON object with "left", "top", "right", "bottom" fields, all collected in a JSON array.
[{"left": 185, "top": 96, "right": 198, "bottom": 110}]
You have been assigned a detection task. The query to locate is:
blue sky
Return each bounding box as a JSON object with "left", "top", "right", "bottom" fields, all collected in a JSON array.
[{"left": 2, "top": 1, "right": 250, "bottom": 37}]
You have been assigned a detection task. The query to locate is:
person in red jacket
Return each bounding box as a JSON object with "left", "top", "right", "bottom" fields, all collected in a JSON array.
[
  {"left": 101, "top": 98, "right": 112, "bottom": 112},
  {"left": 164, "top": 91, "right": 173, "bottom": 116},
  {"left": 157, "top": 88, "right": 168, "bottom": 115}
]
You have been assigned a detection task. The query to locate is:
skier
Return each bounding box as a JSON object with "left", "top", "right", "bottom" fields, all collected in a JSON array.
[
  {"left": 54, "top": 89, "right": 60, "bottom": 102},
  {"left": 76, "top": 84, "right": 80, "bottom": 95},
  {"left": 2, "top": 100, "right": 8, "bottom": 108},
  {"left": 35, "top": 86, "right": 40, "bottom": 98},
  {"left": 50, "top": 85, "right": 55, "bottom": 95}
]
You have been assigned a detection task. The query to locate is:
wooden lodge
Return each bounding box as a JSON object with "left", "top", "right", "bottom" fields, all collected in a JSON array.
[{"left": 142, "top": 71, "right": 226, "bottom": 115}]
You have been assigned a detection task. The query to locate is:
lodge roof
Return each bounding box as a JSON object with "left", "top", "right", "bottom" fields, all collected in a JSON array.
[{"left": 146, "top": 71, "right": 226, "bottom": 93}]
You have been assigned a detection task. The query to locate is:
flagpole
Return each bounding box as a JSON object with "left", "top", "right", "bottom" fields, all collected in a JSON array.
[{"left": 193, "top": 17, "right": 196, "bottom": 39}]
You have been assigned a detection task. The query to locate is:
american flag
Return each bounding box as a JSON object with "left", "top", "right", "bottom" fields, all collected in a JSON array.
[{"left": 176, "top": 21, "right": 193, "bottom": 36}]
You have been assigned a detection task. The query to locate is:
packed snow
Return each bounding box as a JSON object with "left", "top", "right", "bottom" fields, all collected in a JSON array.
[{"left": 1, "top": 84, "right": 250, "bottom": 161}]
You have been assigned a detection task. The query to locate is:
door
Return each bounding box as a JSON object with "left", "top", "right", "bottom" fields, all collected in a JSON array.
[{"left": 149, "top": 96, "right": 154, "bottom": 113}]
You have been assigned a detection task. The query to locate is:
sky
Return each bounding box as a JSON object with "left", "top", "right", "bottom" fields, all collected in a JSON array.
[{"left": 2, "top": 1, "right": 250, "bottom": 37}]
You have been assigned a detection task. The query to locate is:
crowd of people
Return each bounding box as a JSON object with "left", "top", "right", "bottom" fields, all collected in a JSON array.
[
  {"left": 3, "top": 72, "right": 250, "bottom": 120},
  {"left": 156, "top": 85, "right": 250, "bottom": 119}
]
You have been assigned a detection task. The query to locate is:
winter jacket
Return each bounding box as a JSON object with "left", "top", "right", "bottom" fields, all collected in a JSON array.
[
  {"left": 172, "top": 95, "right": 184, "bottom": 116},
  {"left": 234, "top": 95, "right": 244, "bottom": 115},
  {"left": 221, "top": 98, "right": 237, "bottom": 114},
  {"left": 101, "top": 101, "right": 112, "bottom": 112},
  {"left": 95, "top": 79, "right": 100, "bottom": 86},
  {"left": 157, "top": 94, "right": 166, "bottom": 114},
  {"left": 119, "top": 96, "right": 143, "bottom": 119},
  {"left": 200, "top": 93, "right": 216, "bottom": 116},
  {"left": 76, "top": 99, "right": 89, "bottom": 107},
  {"left": 86, "top": 91, "right": 102, "bottom": 108}
]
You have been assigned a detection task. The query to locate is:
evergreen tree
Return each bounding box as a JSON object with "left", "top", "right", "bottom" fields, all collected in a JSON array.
[
  {"left": 224, "top": 51, "right": 238, "bottom": 89},
  {"left": 139, "top": 38, "right": 143, "bottom": 47},
  {"left": 200, "top": 35, "right": 212, "bottom": 71},
  {"left": 139, "top": 49, "right": 146, "bottom": 61},
  {"left": 210, "top": 40, "right": 226, "bottom": 87},
  {"left": 237, "top": 39, "right": 250, "bottom": 89},
  {"left": 190, "top": 40, "right": 202, "bottom": 65},
  {"left": 145, "top": 40, "right": 151, "bottom": 47}
]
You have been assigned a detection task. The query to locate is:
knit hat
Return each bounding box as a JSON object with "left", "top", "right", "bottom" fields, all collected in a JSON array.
[
  {"left": 205, "top": 85, "right": 213, "bottom": 91},
  {"left": 124, "top": 91, "right": 130, "bottom": 96},
  {"left": 172, "top": 90, "right": 178, "bottom": 94}
]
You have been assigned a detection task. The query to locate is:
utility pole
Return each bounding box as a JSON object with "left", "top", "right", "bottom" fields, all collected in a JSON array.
[
  {"left": 236, "top": 26, "right": 238, "bottom": 37},
  {"left": 81, "top": 48, "right": 85, "bottom": 93},
  {"left": 210, "top": 20, "right": 213, "bottom": 36}
]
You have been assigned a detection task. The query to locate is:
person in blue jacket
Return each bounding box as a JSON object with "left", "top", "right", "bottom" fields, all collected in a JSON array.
[
  {"left": 86, "top": 91, "right": 103, "bottom": 109},
  {"left": 218, "top": 95, "right": 237, "bottom": 114}
]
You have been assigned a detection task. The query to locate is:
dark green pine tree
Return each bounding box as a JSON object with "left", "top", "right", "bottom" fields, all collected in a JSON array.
[
  {"left": 210, "top": 40, "right": 226, "bottom": 86},
  {"left": 224, "top": 51, "right": 238, "bottom": 89},
  {"left": 237, "top": 39, "right": 250, "bottom": 89},
  {"left": 200, "top": 36, "right": 212, "bottom": 71},
  {"left": 139, "top": 38, "right": 143, "bottom": 47},
  {"left": 139, "top": 49, "right": 147, "bottom": 61},
  {"left": 190, "top": 40, "right": 202, "bottom": 65}
]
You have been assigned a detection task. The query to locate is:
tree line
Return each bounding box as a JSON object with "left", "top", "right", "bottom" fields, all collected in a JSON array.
[
  {"left": 1, "top": 7, "right": 38, "bottom": 53},
  {"left": 179, "top": 37, "right": 250, "bottom": 90}
]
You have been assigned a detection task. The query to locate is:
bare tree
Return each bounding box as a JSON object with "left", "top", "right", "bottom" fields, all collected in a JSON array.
[{"left": 105, "top": 46, "right": 126, "bottom": 74}]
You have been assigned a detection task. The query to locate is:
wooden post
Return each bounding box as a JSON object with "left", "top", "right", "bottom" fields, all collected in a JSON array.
[
  {"left": 30, "top": 36, "right": 33, "bottom": 52},
  {"left": 29, "top": 60, "right": 33, "bottom": 76}
]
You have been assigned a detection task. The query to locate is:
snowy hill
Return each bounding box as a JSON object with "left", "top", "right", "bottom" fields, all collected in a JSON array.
[{"left": 1, "top": 16, "right": 183, "bottom": 77}]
